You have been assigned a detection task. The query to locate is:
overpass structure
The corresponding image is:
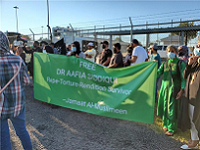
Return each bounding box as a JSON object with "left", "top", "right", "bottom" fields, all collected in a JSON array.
[{"left": 76, "top": 19, "right": 200, "bottom": 48}]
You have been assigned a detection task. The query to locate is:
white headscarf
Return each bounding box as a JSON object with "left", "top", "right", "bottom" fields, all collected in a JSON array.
[{"left": 0, "top": 31, "right": 10, "bottom": 56}]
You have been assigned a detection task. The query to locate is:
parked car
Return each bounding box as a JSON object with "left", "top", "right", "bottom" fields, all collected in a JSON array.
[
  {"left": 148, "top": 45, "right": 192, "bottom": 59},
  {"left": 148, "top": 45, "right": 168, "bottom": 58}
]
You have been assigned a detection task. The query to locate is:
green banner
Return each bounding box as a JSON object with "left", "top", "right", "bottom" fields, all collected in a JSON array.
[{"left": 34, "top": 53, "right": 157, "bottom": 123}]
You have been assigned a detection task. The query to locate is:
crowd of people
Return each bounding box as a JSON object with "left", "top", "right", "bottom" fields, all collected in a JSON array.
[{"left": 1, "top": 29, "right": 200, "bottom": 149}]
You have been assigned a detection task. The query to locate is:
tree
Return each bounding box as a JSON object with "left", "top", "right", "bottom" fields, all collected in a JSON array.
[
  {"left": 149, "top": 43, "right": 158, "bottom": 46},
  {"left": 170, "top": 21, "right": 198, "bottom": 45},
  {"left": 114, "top": 37, "right": 123, "bottom": 42},
  {"left": 21, "top": 35, "right": 31, "bottom": 41}
]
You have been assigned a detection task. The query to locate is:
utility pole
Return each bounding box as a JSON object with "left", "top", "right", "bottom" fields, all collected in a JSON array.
[
  {"left": 129, "top": 17, "right": 133, "bottom": 42},
  {"left": 41, "top": 26, "right": 44, "bottom": 39},
  {"left": 47, "top": 0, "right": 50, "bottom": 40},
  {"left": 13, "top": 6, "right": 19, "bottom": 33}
]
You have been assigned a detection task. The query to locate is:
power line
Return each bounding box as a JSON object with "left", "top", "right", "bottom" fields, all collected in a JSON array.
[
  {"left": 19, "top": 9, "right": 200, "bottom": 34},
  {"left": 69, "top": 9, "right": 200, "bottom": 26}
]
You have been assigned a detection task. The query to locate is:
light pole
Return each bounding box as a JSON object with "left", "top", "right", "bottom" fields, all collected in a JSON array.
[
  {"left": 47, "top": 0, "right": 50, "bottom": 40},
  {"left": 13, "top": 6, "right": 19, "bottom": 33},
  {"left": 41, "top": 26, "right": 44, "bottom": 39}
]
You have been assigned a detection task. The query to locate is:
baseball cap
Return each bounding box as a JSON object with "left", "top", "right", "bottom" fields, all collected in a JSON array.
[
  {"left": 131, "top": 39, "right": 139, "bottom": 45},
  {"left": 88, "top": 42, "right": 94, "bottom": 46},
  {"left": 148, "top": 44, "right": 158, "bottom": 50},
  {"left": 13, "top": 40, "right": 23, "bottom": 47},
  {"left": 178, "top": 45, "right": 188, "bottom": 52},
  {"left": 100, "top": 41, "right": 109, "bottom": 45}
]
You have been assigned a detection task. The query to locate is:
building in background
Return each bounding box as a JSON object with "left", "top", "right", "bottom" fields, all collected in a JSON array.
[{"left": 160, "top": 35, "right": 182, "bottom": 46}]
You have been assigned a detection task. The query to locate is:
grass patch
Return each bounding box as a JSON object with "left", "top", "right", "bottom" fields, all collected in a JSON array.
[
  {"left": 145, "top": 98, "right": 191, "bottom": 144},
  {"left": 138, "top": 105, "right": 191, "bottom": 143}
]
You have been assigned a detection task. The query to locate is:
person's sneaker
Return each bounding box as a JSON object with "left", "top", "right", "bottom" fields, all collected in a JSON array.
[{"left": 180, "top": 144, "right": 198, "bottom": 149}]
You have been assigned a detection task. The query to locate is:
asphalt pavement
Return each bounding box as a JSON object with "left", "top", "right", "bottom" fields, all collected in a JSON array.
[{"left": 7, "top": 84, "right": 186, "bottom": 150}]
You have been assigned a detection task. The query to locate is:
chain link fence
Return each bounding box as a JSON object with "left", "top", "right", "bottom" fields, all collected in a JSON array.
[{"left": 8, "top": 19, "right": 200, "bottom": 61}]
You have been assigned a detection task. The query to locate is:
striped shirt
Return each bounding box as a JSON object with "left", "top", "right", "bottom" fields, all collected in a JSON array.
[{"left": 0, "top": 54, "right": 30, "bottom": 120}]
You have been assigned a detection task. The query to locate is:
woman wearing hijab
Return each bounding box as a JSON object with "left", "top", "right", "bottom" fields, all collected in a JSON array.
[
  {"left": 180, "top": 44, "right": 200, "bottom": 149},
  {"left": 0, "top": 31, "right": 32, "bottom": 150},
  {"left": 157, "top": 45, "right": 186, "bottom": 136},
  {"left": 178, "top": 45, "right": 189, "bottom": 63},
  {"left": 43, "top": 45, "right": 54, "bottom": 54},
  {"left": 68, "top": 41, "right": 85, "bottom": 58}
]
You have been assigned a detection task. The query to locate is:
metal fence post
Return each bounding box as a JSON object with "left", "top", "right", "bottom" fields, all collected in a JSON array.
[
  {"left": 94, "top": 26, "right": 97, "bottom": 42},
  {"left": 29, "top": 28, "right": 35, "bottom": 41},
  {"left": 69, "top": 23, "right": 74, "bottom": 42},
  {"left": 110, "top": 35, "right": 112, "bottom": 50},
  {"left": 146, "top": 21, "right": 149, "bottom": 49},
  {"left": 119, "top": 24, "right": 121, "bottom": 41},
  {"left": 129, "top": 17, "right": 133, "bottom": 42},
  {"left": 181, "top": 31, "right": 184, "bottom": 45},
  {"left": 170, "top": 20, "right": 173, "bottom": 44}
]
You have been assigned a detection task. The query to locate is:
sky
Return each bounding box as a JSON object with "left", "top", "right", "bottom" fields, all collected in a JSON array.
[{"left": 0, "top": 0, "right": 200, "bottom": 45}]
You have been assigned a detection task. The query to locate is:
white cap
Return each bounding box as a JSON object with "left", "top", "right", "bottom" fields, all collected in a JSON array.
[
  {"left": 148, "top": 44, "right": 158, "bottom": 50},
  {"left": 13, "top": 40, "right": 23, "bottom": 47},
  {"left": 88, "top": 42, "right": 94, "bottom": 46}
]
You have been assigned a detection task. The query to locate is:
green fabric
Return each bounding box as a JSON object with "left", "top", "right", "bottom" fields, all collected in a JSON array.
[
  {"left": 33, "top": 53, "right": 158, "bottom": 123},
  {"left": 162, "top": 115, "right": 177, "bottom": 133},
  {"left": 157, "top": 58, "right": 186, "bottom": 125}
]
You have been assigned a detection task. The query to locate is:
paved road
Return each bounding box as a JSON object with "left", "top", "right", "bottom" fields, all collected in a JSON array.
[{"left": 9, "top": 85, "right": 184, "bottom": 150}]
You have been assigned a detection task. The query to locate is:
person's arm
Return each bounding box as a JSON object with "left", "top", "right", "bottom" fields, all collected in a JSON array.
[
  {"left": 103, "top": 57, "right": 111, "bottom": 66},
  {"left": 86, "top": 49, "right": 96, "bottom": 58},
  {"left": 153, "top": 56, "right": 158, "bottom": 62},
  {"left": 176, "top": 61, "right": 187, "bottom": 99},
  {"left": 183, "top": 64, "right": 193, "bottom": 79},
  {"left": 129, "top": 48, "right": 138, "bottom": 63},
  {"left": 21, "top": 53, "right": 26, "bottom": 63},
  {"left": 86, "top": 55, "right": 92, "bottom": 58},
  {"left": 124, "top": 55, "right": 130, "bottom": 66},
  {"left": 103, "top": 50, "right": 112, "bottom": 66},
  {"left": 129, "top": 56, "right": 137, "bottom": 63},
  {"left": 109, "top": 63, "right": 118, "bottom": 68},
  {"left": 85, "top": 53, "right": 92, "bottom": 58},
  {"left": 183, "top": 56, "right": 198, "bottom": 79},
  {"left": 23, "top": 46, "right": 33, "bottom": 54},
  {"left": 22, "top": 60, "right": 30, "bottom": 85},
  {"left": 157, "top": 62, "right": 165, "bottom": 78},
  {"left": 108, "top": 54, "right": 121, "bottom": 68},
  {"left": 85, "top": 51, "right": 91, "bottom": 58},
  {"left": 145, "top": 52, "right": 148, "bottom": 62}
]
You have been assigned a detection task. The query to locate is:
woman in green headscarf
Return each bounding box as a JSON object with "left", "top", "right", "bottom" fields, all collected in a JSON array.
[{"left": 157, "top": 45, "right": 186, "bottom": 136}]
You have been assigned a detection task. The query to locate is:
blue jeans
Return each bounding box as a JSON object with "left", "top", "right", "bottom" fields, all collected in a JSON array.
[{"left": 0, "top": 109, "right": 32, "bottom": 150}]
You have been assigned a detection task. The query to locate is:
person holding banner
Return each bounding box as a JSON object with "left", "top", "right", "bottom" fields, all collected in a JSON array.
[
  {"left": 129, "top": 39, "right": 148, "bottom": 65},
  {"left": 157, "top": 45, "right": 186, "bottom": 136},
  {"left": 0, "top": 31, "right": 32, "bottom": 150},
  {"left": 108, "top": 43, "right": 124, "bottom": 68},
  {"left": 68, "top": 41, "right": 85, "bottom": 58},
  {"left": 99, "top": 41, "right": 112, "bottom": 66},
  {"left": 124, "top": 45, "right": 133, "bottom": 67},
  {"left": 23, "top": 41, "right": 42, "bottom": 77},
  {"left": 85, "top": 42, "right": 97, "bottom": 62}
]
